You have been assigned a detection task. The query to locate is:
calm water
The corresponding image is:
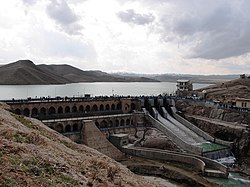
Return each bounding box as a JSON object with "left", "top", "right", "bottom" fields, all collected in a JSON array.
[{"left": 0, "top": 82, "right": 210, "bottom": 100}]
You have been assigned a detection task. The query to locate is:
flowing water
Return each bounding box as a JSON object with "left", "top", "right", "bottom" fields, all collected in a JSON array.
[{"left": 208, "top": 172, "right": 250, "bottom": 187}]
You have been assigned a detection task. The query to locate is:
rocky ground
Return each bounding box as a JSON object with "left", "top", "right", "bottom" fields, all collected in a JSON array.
[
  {"left": 128, "top": 128, "right": 181, "bottom": 152},
  {"left": 0, "top": 102, "right": 158, "bottom": 187},
  {"left": 175, "top": 99, "right": 250, "bottom": 176},
  {"left": 196, "top": 77, "right": 250, "bottom": 100}
]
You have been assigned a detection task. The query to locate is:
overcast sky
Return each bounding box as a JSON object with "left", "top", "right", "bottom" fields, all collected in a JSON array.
[{"left": 0, "top": 0, "right": 250, "bottom": 74}]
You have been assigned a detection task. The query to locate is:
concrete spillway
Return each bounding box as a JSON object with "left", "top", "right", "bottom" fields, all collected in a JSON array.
[
  {"left": 158, "top": 107, "right": 207, "bottom": 145},
  {"left": 149, "top": 106, "right": 234, "bottom": 163}
]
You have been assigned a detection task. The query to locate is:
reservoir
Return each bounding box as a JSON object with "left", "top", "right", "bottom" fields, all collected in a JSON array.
[{"left": 0, "top": 82, "right": 210, "bottom": 100}]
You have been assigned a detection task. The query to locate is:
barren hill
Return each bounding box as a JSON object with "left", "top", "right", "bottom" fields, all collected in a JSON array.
[
  {"left": 38, "top": 64, "right": 158, "bottom": 83},
  {"left": 38, "top": 64, "right": 127, "bottom": 82},
  {"left": 0, "top": 103, "right": 155, "bottom": 186},
  {"left": 198, "top": 77, "right": 250, "bottom": 100},
  {"left": 0, "top": 60, "right": 70, "bottom": 85}
]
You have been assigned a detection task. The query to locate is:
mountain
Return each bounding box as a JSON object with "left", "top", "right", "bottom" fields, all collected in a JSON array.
[
  {"left": 0, "top": 60, "right": 71, "bottom": 85},
  {"left": 0, "top": 60, "right": 158, "bottom": 85},
  {"left": 112, "top": 72, "right": 238, "bottom": 84}
]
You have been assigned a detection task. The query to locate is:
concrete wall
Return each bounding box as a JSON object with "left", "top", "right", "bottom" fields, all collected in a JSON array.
[
  {"left": 170, "top": 107, "right": 214, "bottom": 142},
  {"left": 122, "top": 146, "right": 228, "bottom": 178},
  {"left": 171, "top": 106, "right": 233, "bottom": 148},
  {"left": 146, "top": 114, "right": 202, "bottom": 155},
  {"left": 123, "top": 146, "right": 205, "bottom": 173},
  {"left": 63, "top": 132, "right": 81, "bottom": 143},
  {"left": 81, "top": 120, "right": 123, "bottom": 160}
]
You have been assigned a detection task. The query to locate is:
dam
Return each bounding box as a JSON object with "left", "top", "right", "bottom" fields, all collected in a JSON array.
[{"left": 3, "top": 95, "right": 235, "bottom": 179}]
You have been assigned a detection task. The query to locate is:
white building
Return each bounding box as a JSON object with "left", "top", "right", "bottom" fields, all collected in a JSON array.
[
  {"left": 176, "top": 80, "right": 193, "bottom": 91},
  {"left": 236, "top": 98, "right": 250, "bottom": 108}
]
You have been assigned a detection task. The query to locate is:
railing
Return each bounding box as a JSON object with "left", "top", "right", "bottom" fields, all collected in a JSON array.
[{"left": 37, "top": 110, "right": 122, "bottom": 120}]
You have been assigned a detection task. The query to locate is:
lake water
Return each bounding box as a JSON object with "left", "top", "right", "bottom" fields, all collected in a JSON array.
[{"left": 0, "top": 82, "right": 210, "bottom": 100}]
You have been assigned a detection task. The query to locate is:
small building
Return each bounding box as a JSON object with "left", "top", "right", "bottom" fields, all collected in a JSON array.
[
  {"left": 176, "top": 80, "right": 193, "bottom": 91},
  {"left": 240, "top": 74, "right": 246, "bottom": 79},
  {"left": 235, "top": 98, "right": 250, "bottom": 109}
]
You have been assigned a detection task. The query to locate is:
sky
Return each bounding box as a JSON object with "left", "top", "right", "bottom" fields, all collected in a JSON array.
[{"left": 0, "top": 0, "right": 250, "bottom": 75}]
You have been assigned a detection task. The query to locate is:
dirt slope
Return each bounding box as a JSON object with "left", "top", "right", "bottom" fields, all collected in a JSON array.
[
  {"left": 0, "top": 103, "right": 156, "bottom": 187},
  {"left": 198, "top": 78, "right": 250, "bottom": 100}
]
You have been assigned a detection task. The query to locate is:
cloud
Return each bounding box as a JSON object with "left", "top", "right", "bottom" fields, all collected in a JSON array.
[
  {"left": 46, "top": 0, "right": 82, "bottom": 35},
  {"left": 22, "top": 0, "right": 37, "bottom": 5},
  {"left": 155, "top": 0, "right": 250, "bottom": 59},
  {"left": 117, "top": 9, "right": 155, "bottom": 25}
]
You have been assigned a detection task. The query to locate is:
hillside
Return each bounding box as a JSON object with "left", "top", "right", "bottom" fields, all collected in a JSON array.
[
  {"left": 38, "top": 64, "right": 157, "bottom": 83},
  {"left": 197, "top": 77, "right": 250, "bottom": 100},
  {"left": 0, "top": 60, "right": 71, "bottom": 85},
  {"left": 0, "top": 102, "right": 156, "bottom": 186},
  {"left": 111, "top": 72, "right": 238, "bottom": 84},
  {"left": 0, "top": 60, "right": 158, "bottom": 85}
]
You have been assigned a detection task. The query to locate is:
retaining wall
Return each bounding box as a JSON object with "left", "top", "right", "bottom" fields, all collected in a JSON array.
[
  {"left": 171, "top": 106, "right": 233, "bottom": 148},
  {"left": 81, "top": 120, "right": 124, "bottom": 160},
  {"left": 123, "top": 146, "right": 205, "bottom": 173},
  {"left": 170, "top": 107, "right": 214, "bottom": 142}
]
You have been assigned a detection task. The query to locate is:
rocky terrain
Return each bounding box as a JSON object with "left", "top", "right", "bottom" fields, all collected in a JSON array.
[
  {"left": 0, "top": 60, "right": 158, "bottom": 85},
  {"left": 197, "top": 77, "right": 250, "bottom": 100},
  {"left": 0, "top": 102, "right": 157, "bottom": 186},
  {"left": 175, "top": 99, "right": 250, "bottom": 175}
]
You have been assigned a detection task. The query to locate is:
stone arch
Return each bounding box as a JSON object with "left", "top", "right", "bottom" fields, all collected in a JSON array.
[
  {"left": 55, "top": 123, "right": 63, "bottom": 133},
  {"left": 23, "top": 108, "right": 30, "bottom": 117},
  {"left": 126, "top": 119, "right": 130, "bottom": 126},
  {"left": 65, "top": 106, "right": 70, "bottom": 113},
  {"left": 72, "top": 106, "right": 77, "bottom": 113},
  {"left": 117, "top": 103, "right": 121, "bottom": 110},
  {"left": 100, "top": 120, "right": 108, "bottom": 128},
  {"left": 73, "top": 123, "right": 78, "bottom": 131},
  {"left": 111, "top": 104, "right": 115, "bottom": 110},
  {"left": 131, "top": 103, "right": 136, "bottom": 110},
  {"left": 85, "top": 105, "right": 90, "bottom": 112},
  {"left": 15, "top": 108, "right": 21, "bottom": 115},
  {"left": 115, "top": 119, "right": 119, "bottom": 127},
  {"left": 92, "top": 104, "right": 98, "bottom": 111},
  {"left": 109, "top": 120, "right": 113, "bottom": 128},
  {"left": 95, "top": 122, "right": 100, "bottom": 128},
  {"left": 100, "top": 104, "right": 104, "bottom": 111},
  {"left": 105, "top": 104, "right": 110, "bottom": 110},
  {"left": 48, "top": 106, "right": 56, "bottom": 115},
  {"left": 124, "top": 104, "right": 130, "bottom": 111},
  {"left": 79, "top": 105, "right": 84, "bottom": 112},
  {"left": 65, "top": 124, "right": 71, "bottom": 132},
  {"left": 131, "top": 119, "right": 134, "bottom": 125},
  {"left": 31, "top": 108, "right": 38, "bottom": 116},
  {"left": 120, "top": 119, "right": 125, "bottom": 126},
  {"left": 40, "top": 107, "right": 46, "bottom": 116},
  {"left": 58, "top": 106, "right": 63, "bottom": 114}
]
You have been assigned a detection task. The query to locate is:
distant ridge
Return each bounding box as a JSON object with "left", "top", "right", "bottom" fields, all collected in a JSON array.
[
  {"left": 0, "top": 60, "right": 158, "bottom": 85},
  {"left": 0, "top": 60, "right": 70, "bottom": 85}
]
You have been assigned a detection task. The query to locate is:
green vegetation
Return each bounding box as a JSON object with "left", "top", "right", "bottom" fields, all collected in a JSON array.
[
  {"left": 59, "top": 175, "right": 79, "bottom": 185},
  {"left": 12, "top": 114, "right": 37, "bottom": 129},
  {"left": 14, "top": 133, "right": 30, "bottom": 143},
  {"left": 2, "top": 177, "right": 17, "bottom": 187},
  {"left": 200, "top": 143, "right": 227, "bottom": 152}
]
